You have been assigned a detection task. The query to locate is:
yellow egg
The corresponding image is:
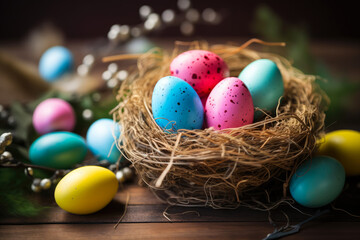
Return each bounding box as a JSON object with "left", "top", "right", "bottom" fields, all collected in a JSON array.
[
  {"left": 317, "top": 130, "right": 360, "bottom": 176},
  {"left": 54, "top": 166, "right": 118, "bottom": 214}
]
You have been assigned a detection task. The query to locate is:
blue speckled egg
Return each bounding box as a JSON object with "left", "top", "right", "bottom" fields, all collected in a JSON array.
[
  {"left": 238, "top": 59, "right": 284, "bottom": 118},
  {"left": 39, "top": 46, "right": 74, "bottom": 82},
  {"left": 290, "top": 156, "right": 345, "bottom": 208},
  {"left": 152, "top": 76, "right": 204, "bottom": 131},
  {"left": 86, "top": 119, "right": 121, "bottom": 164},
  {"left": 29, "top": 132, "right": 87, "bottom": 169}
]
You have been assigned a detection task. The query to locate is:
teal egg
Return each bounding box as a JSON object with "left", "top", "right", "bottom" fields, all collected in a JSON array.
[
  {"left": 86, "top": 119, "right": 121, "bottom": 164},
  {"left": 29, "top": 132, "right": 87, "bottom": 169},
  {"left": 238, "top": 59, "right": 284, "bottom": 118},
  {"left": 152, "top": 76, "right": 204, "bottom": 131},
  {"left": 290, "top": 156, "right": 345, "bottom": 208},
  {"left": 39, "top": 46, "right": 74, "bottom": 82}
]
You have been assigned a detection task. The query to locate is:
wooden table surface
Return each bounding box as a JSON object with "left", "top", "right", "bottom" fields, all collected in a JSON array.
[
  {"left": 0, "top": 38, "right": 359, "bottom": 240},
  {"left": 0, "top": 180, "right": 360, "bottom": 240}
]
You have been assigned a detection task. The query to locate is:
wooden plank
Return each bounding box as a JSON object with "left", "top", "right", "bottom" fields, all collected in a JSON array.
[
  {"left": 1, "top": 200, "right": 359, "bottom": 225},
  {"left": 1, "top": 222, "right": 359, "bottom": 240}
]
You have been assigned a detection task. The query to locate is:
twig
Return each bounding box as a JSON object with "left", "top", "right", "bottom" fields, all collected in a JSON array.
[{"left": 114, "top": 191, "right": 130, "bottom": 229}]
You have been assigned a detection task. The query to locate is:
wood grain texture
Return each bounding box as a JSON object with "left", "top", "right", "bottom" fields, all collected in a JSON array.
[
  {"left": 1, "top": 222, "right": 360, "bottom": 240},
  {"left": 1, "top": 40, "right": 360, "bottom": 240}
]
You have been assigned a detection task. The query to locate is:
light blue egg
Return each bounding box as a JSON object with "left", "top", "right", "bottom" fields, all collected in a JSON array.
[
  {"left": 39, "top": 46, "right": 74, "bottom": 82},
  {"left": 238, "top": 59, "right": 284, "bottom": 118},
  {"left": 152, "top": 76, "right": 204, "bottom": 131},
  {"left": 125, "top": 37, "right": 156, "bottom": 54},
  {"left": 29, "top": 132, "right": 87, "bottom": 169},
  {"left": 86, "top": 118, "right": 121, "bottom": 164},
  {"left": 290, "top": 156, "right": 345, "bottom": 208}
]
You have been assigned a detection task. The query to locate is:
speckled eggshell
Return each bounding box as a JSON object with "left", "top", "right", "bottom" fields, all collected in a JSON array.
[
  {"left": 205, "top": 77, "right": 254, "bottom": 130},
  {"left": 152, "top": 76, "right": 204, "bottom": 131},
  {"left": 170, "top": 50, "right": 229, "bottom": 97},
  {"left": 32, "top": 98, "right": 76, "bottom": 135}
]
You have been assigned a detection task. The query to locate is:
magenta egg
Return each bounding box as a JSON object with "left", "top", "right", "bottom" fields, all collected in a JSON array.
[
  {"left": 170, "top": 50, "right": 229, "bottom": 97},
  {"left": 32, "top": 98, "right": 76, "bottom": 135},
  {"left": 205, "top": 77, "right": 254, "bottom": 130}
]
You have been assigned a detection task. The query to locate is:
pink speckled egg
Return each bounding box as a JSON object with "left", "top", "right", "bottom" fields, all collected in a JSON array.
[
  {"left": 33, "top": 98, "right": 76, "bottom": 135},
  {"left": 205, "top": 77, "right": 254, "bottom": 130},
  {"left": 170, "top": 50, "right": 229, "bottom": 97}
]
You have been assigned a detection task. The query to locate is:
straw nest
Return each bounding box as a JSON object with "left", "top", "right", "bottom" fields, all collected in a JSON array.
[{"left": 113, "top": 40, "right": 327, "bottom": 209}]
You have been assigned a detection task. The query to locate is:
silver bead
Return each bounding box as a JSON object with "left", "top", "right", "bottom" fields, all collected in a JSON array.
[
  {"left": 25, "top": 167, "right": 34, "bottom": 177},
  {"left": 1, "top": 151, "right": 13, "bottom": 160},
  {"left": 108, "top": 63, "right": 118, "bottom": 73},
  {"left": 177, "top": 0, "right": 191, "bottom": 11},
  {"left": 109, "top": 164, "right": 117, "bottom": 172},
  {"left": 116, "top": 170, "right": 125, "bottom": 183},
  {"left": 102, "top": 70, "right": 113, "bottom": 81},
  {"left": 32, "top": 178, "right": 41, "bottom": 186},
  {"left": 40, "top": 178, "right": 52, "bottom": 190},
  {"left": 180, "top": 21, "right": 194, "bottom": 36},
  {"left": 83, "top": 54, "right": 95, "bottom": 66},
  {"left": 31, "top": 184, "right": 42, "bottom": 193},
  {"left": 0, "top": 132, "right": 12, "bottom": 146},
  {"left": 122, "top": 167, "right": 133, "bottom": 179},
  {"left": 77, "top": 64, "right": 89, "bottom": 76},
  {"left": 107, "top": 78, "right": 119, "bottom": 89},
  {"left": 162, "top": 9, "right": 175, "bottom": 23},
  {"left": 82, "top": 109, "right": 93, "bottom": 120},
  {"left": 139, "top": 5, "right": 152, "bottom": 19},
  {"left": 98, "top": 159, "right": 110, "bottom": 167},
  {"left": 116, "top": 70, "right": 128, "bottom": 81},
  {"left": 186, "top": 8, "right": 200, "bottom": 23},
  {"left": 110, "top": 24, "right": 121, "bottom": 32}
]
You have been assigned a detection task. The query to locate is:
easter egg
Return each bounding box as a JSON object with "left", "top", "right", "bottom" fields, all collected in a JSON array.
[
  {"left": 170, "top": 50, "right": 229, "bottom": 97},
  {"left": 238, "top": 59, "right": 284, "bottom": 118},
  {"left": 125, "top": 37, "right": 156, "bottom": 54},
  {"left": 205, "top": 77, "right": 254, "bottom": 130},
  {"left": 54, "top": 166, "right": 118, "bottom": 214},
  {"left": 86, "top": 119, "right": 121, "bottom": 164},
  {"left": 32, "top": 98, "right": 76, "bottom": 135},
  {"left": 152, "top": 76, "right": 204, "bottom": 131},
  {"left": 29, "top": 132, "right": 87, "bottom": 169},
  {"left": 39, "top": 46, "right": 74, "bottom": 82},
  {"left": 290, "top": 156, "right": 345, "bottom": 208},
  {"left": 317, "top": 129, "right": 360, "bottom": 176}
]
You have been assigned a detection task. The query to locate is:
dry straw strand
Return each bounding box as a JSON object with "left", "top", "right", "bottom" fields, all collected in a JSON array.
[{"left": 113, "top": 39, "right": 327, "bottom": 209}]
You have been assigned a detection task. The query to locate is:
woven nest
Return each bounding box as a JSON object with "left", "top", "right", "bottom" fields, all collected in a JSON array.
[{"left": 113, "top": 40, "right": 327, "bottom": 209}]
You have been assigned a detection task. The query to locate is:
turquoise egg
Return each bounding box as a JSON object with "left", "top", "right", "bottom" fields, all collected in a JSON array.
[
  {"left": 238, "top": 59, "right": 284, "bottom": 118},
  {"left": 290, "top": 156, "right": 345, "bottom": 208},
  {"left": 29, "top": 132, "right": 87, "bottom": 169},
  {"left": 86, "top": 119, "right": 121, "bottom": 164},
  {"left": 39, "top": 46, "right": 74, "bottom": 82},
  {"left": 152, "top": 76, "right": 204, "bottom": 131}
]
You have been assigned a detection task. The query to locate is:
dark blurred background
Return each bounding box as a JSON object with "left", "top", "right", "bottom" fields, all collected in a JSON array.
[
  {"left": 0, "top": 0, "right": 359, "bottom": 41},
  {"left": 0, "top": 0, "right": 359, "bottom": 130}
]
